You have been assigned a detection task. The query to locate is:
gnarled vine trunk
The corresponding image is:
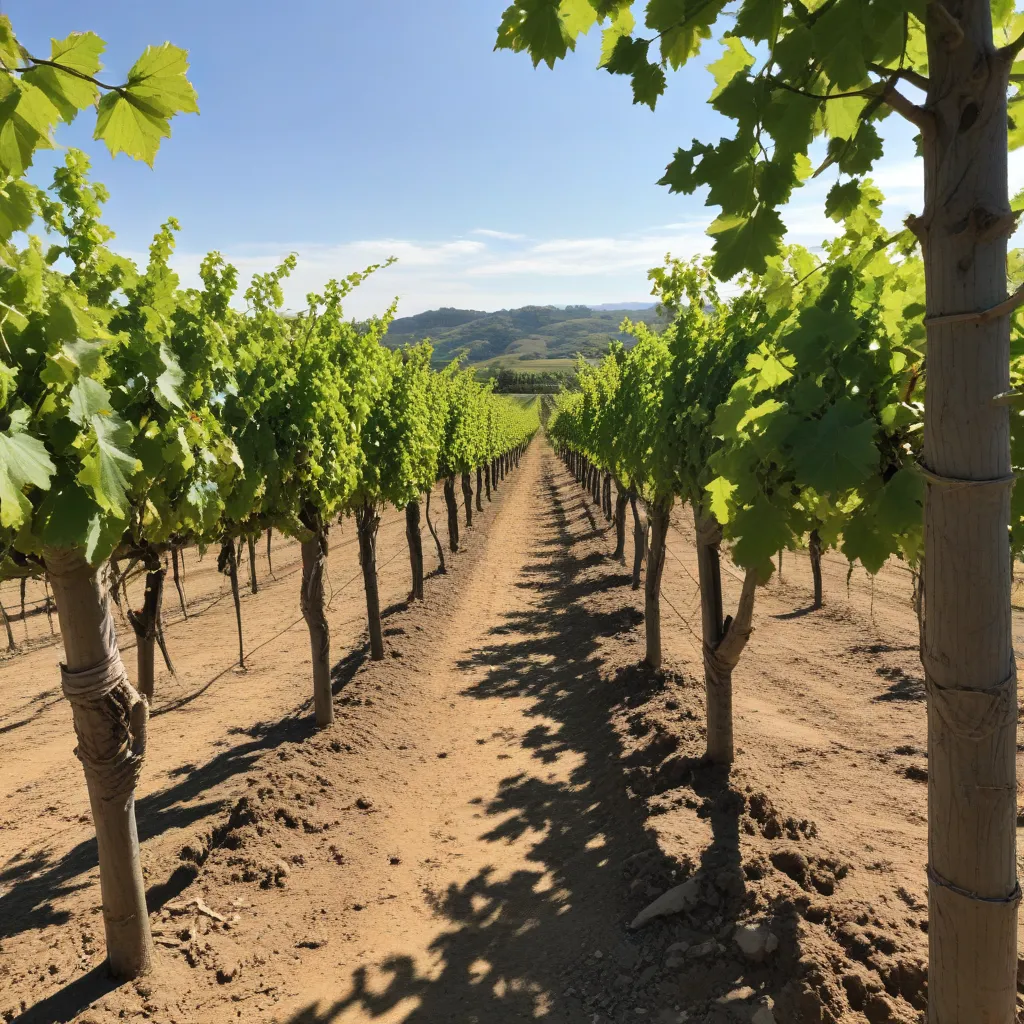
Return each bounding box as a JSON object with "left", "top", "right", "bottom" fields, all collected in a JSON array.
[
  {"left": 484, "top": 461, "right": 492, "bottom": 501},
  {"left": 630, "top": 493, "right": 645, "bottom": 590},
  {"left": 247, "top": 535, "right": 258, "bottom": 594},
  {"left": 809, "top": 529, "right": 823, "bottom": 610},
  {"left": 476, "top": 466, "right": 484, "bottom": 512},
  {"left": 171, "top": 545, "right": 187, "bottom": 619},
  {"left": 613, "top": 483, "right": 628, "bottom": 562},
  {"left": 693, "top": 508, "right": 758, "bottom": 765},
  {"left": 356, "top": 502, "right": 384, "bottom": 661},
  {"left": 299, "top": 511, "right": 332, "bottom": 728},
  {"left": 406, "top": 500, "right": 424, "bottom": 601},
  {"left": 643, "top": 499, "right": 671, "bottom": 670},
  {"left": 919, "top": 7, "right": 1018, "bottom": 1016},
  {"left": 218, "top": 538, "right": 245, "bottom": 669},
  {"left": 443, "top": 476, "right": 460, "bottom": 552},
  {"left": 461, "top": 471, "right": 474, "bottom": 527},
  {"left": 266, "top": 527, "right": 274, "bottom": 577},
  {"left": 126, "top": 552, "right": 171, "bottom": 700},
  {"left": 1, "top": 597, "right": 14, "bottom": 650},
  {"left": 44, "top": 547, "right": 153, "bottom": 979},
  {"left": 424, "top": 490, "right": 446, "bottom": 573}
]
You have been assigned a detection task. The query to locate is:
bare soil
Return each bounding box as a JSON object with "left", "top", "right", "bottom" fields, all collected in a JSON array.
[{"left": 1, "top": 443, "right": 1021, "bottom": 1023}]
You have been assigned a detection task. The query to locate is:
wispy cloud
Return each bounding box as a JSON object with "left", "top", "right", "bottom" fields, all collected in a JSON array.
[{"left": 470, "top": 228, "right": 526, "bottom": 240}]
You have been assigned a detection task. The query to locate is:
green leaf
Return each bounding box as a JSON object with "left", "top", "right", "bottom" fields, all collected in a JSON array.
[
  {"left": 36, "top": 476, "right": 115, "bottom": 562},
  {"left": 831, "top": 120, "right": 883, "bottom": 175},
  {"left": 94, "top": 43, "right": 198, "bottom": 165},
  {"left": 558, "top": 0, "right": 598, "bottom": 37},
  {"left": 734, "top": 0, "right": 783, "bottom": 44},
  {"left": 598, "top": 5, "right": 635, "bottom": 67},
  {"left": 874, "top": 465, "right": 924, "bottom": 536},
  {"left": 22, "top": 32, "right": 104, "bottom": 122},
  {"left": 708, "top": 206, "right": 786, "bottom": 280},
  {"left": 0, "top": 178, "right": 37, "bottom": 239},
  {"left": 0, "top": 81, "right": 59, "bottom": 177},
  {"left": 496, "top": 0, "right": 573, "bottom": 68},
  {"left": 823, "top": 94, "right": 868, "bottom": 141},
  {"left": 0, "top": 413, "right": 55, "bottom": 528},
  {"left": 840, "top": 510, "right": 892, "bottom": 573},
  {"left": 631, "top": 59, "right": 667, "bottom": 109},
  {"left": 705, "top": 475, "right": 736, "bottom": 523},
  {"left": 825, "top": 178, "right": 864, "bottom": 221},
  {"left": 812, "top": 0, "right": 868, "bottom": 89},
  {"left": 155, "top": 343, "right": 185, "bottom": 408},
  {"left": 708, "top": 37, "right": 754, "bottom": 100},
  {"left": 730, "top": 496, "right": 790, "bottom": 576},
  {"left": 77, "top": 413, "right": 139, "bottom": 518},
  {"left": 646, "top": 0, "right": 722, "bottom": 67},
  {"left": 790, "top": 401, "right": 878, "bottom": 494},
  {"left": 604, "top": 34, "right": 649, "bottom": 74},
  {"left": 68, "top": 376, "right": 113, "bottom": 426}
]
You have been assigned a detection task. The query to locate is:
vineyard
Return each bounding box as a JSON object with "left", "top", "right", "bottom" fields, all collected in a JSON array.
[{"left": 3, "top": 5, "right": 1024, "bottom": 1024}]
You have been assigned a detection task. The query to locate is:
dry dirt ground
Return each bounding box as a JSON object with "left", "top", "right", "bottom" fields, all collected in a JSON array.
[{"left": 1, "top": 442, "right": 1022, "bottom": 1024}]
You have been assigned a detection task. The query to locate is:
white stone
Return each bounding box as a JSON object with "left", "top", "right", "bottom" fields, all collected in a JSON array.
[
  {"left": 733, "top": 923, "right": 777, "bottom": 963},
  {"left": 629, "top": 878, "right": 700, "bottom": 930}
]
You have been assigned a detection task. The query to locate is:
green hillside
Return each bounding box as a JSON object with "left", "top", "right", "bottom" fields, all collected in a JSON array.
[{"left": 385, "top": 304, "right": 667, "bottom": 366}]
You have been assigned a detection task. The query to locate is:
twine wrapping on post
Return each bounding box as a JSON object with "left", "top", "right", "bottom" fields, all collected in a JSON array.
[
  {"left": 927, "top": 864, "right": 1021, "bottom": 906},
  {"left": 60, "top": 652, "right": 148, "bottom": 805},
  {"left": 921, "top": 663, "right": 1016, "bottom": 743}
]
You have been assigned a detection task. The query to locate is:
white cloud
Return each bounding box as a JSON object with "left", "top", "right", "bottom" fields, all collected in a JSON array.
[{"left": 470, "top": 228, "right": 526, "bottom": 240}]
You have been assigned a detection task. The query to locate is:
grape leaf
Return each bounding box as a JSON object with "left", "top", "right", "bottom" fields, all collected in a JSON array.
[
  {"left": 76, "top": 412, "right": 139, "bottom": 518},
  {"left": 0, "top": 410, "right": 55, "bottom": 528},
  {"left": 790, "top": 401, "right": 878, "bottom": 494},
  {"left": 94, "top": 43, "right": 198, "bottom": 165},
  {"left": 69, "top": 376, "right": 112, "bottom": 426},
  {"left": 496, "top": 0, "right": 573, "bottom": 68},
  {"left": 0, "top": 178, "right": 37, "bottom": 239},
  {"left": 598, "top": 6, "right": 635, "bottom": 67},
  {"left": 708, "top": 36, "right": 754, "bottom": 100},
  {"left": 0, "top": 81, "right": 60, "bottom": 177},
  {"left": 708, "top": 207, "right": 786, "bottom": 280},
  {"left": 155, "top": 343, "right": 185, "bottom": 408},
  {"left": 729, "top": 495, "right": 790, "bottom": 577},
  {"left": 559, "top": 0, "right": 598, "bottom": 37},
  {"left": 22, "top": 32, "right": 104, "bottom": 122},
  {"left": 825, "top": 179, "right": 864, "bottom": 221}
]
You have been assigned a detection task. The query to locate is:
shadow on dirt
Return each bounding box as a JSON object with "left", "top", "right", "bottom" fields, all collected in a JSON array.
[
  {"left": 11, "top": 963, "right": 120, "bottom": 1024},
  {"left": 0, "top": 711, "right": 318, "bottom": 943},
  {"left": 278, "top": 460, "right": 711, "bottom": 1024}
]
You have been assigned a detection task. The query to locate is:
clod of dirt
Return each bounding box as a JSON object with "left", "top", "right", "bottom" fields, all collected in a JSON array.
[{"left": 355, "top": 796, "right": 373, "bottom": 810}]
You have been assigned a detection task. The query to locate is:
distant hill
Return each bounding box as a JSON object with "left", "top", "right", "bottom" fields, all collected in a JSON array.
[{"left": 386, "top": 304, "right": 667, "bottom": 366}]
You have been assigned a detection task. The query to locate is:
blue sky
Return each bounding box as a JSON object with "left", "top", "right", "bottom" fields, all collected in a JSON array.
[{"left": 12, "top": 1, "right": 1010, "bottom": 318}]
